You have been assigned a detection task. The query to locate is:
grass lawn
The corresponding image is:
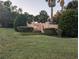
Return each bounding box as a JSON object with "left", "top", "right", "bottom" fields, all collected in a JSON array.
[{"left": 0, "top": 28, "right": 78, "bottom": 59}]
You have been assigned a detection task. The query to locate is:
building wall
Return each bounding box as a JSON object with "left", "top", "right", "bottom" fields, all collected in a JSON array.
[{"left": 27, "top": 22, "right": 58, "bottom": 33}]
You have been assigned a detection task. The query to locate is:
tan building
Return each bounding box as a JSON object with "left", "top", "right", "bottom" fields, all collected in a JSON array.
[{"left": 27, "top": 21, "right": 58, "bottom": 33}]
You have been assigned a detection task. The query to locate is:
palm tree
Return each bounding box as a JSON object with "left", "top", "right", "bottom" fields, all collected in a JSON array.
[
  {"left": 45, "top": 0, "right": 56, "bottom": 23},
  {"left": 57, "top": 0, "right": 64, "bottom": 11}
]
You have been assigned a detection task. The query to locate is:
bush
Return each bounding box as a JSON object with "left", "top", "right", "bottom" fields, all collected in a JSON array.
[
  {"left": 14, "top": 14, "right": 27, "bottom": 31},
  {"left": 59, "top": 9, "right": 78, "bottom": 37},
  {"left": 44, "top": 28, "right": 57, "bottom": 36},
  {"left": 16, "top": 26, "right": 33, "bottom": 32}
]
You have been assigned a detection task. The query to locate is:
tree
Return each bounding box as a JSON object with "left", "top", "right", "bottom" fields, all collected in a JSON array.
[
  {"left": 67, "top": 0, "right": 78, "bottom": 9},
  {"left": 34, "top": 10, "right": 49, "bottom": 23},
  {"left": 53, "top": 11, "right": 61, "bottom": 24},
  {"left": 0, "top": 1, "right": 12, "bottom": 27},
  {"left": 11, "top": 5, "right": 17, "bottom": 12},
  {"left": 34, "top": 15, "right": 40, "bottom": 22},
  {"left": 4, "top": 0, "right": 12, "bottom": 7},
  {"left": 27, "top": 15, "right": 34, "bottom": 23},
  {"left": 4, "top": 0, "right": 12, "bottom": 12},
  {"left": 24, "top": 12, "right": 29, "bottom": 16},
  {"left": 3, "top": 0, "right": 14, "bottom": 27},
  {"left": 0, "top": 0, "right": 24, "bottom": 28},
  {"left": 18, "top": 8, "right": 22, "bottom": 14},
  {"left": 40, "top": 10, "right": 48, "bottom": 15},
  {"left": 59, "top": 9, "right": 78, "bottom": 37},
  {"left": 39, "top": 10, "right": 49, "bottom": 23},
  {"left": 57, "top": 0, "right": 64, "bottom": 10},
  {"left": 58, "top": 0, "right": 78, "bottom": 37}
]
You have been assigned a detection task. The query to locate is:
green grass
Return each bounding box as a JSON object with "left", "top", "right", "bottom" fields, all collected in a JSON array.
[{"left": 0, "top": 28, "right": 78, "bottom": 59}]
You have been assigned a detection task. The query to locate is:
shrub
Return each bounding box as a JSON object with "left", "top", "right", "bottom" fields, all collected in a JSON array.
[
  {"left": 59, "top": 9, "right": 78, "bottom": 37},
  {"left": 14, "top": 14, "right": 27, "bottom": 31},
  {"left": 44, "top": 28, "right": 57, "bottom": 36},
  {"left": 16, "top": 26, "right": 33, "bottom": 32}
]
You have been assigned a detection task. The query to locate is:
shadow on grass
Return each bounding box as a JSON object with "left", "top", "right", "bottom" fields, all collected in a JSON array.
[
  {"left": 19, "top": 32, "right": 59, "bottom": 38},
  {"left": 19, "top": 32, "right": 43, "bottom": 36},
  {"left": 19, "top": 32, "right": 78, "bottom": 39}
]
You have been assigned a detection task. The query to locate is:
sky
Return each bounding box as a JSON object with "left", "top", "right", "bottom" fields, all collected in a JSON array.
[{"left": 2, "top": 0, "right": 72, "bottom": 16}]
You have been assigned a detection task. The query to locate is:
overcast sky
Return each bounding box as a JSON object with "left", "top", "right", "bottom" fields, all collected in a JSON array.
[{"left": 2, "top": 0, "right": 72, "bottom": 16}]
